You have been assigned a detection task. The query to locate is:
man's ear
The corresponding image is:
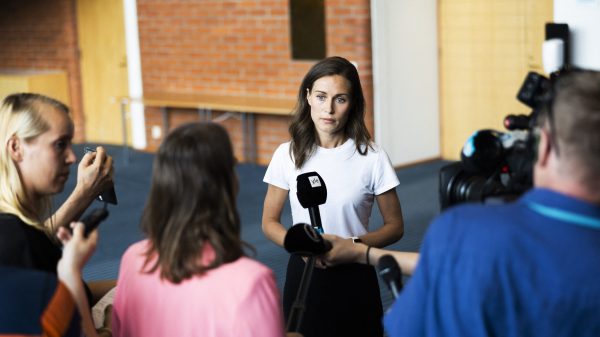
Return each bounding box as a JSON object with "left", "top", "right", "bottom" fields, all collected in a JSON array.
[
  {"left": 7, "top": 136, "right": 23, "bottom": 162},
  {"left": 536, "top": 128, "right": 552, "bottom": 167}
]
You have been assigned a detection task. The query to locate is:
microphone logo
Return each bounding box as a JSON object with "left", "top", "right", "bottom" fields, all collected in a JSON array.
[{"left": 308, "top": 176, "right": 322, "bottom": 188}]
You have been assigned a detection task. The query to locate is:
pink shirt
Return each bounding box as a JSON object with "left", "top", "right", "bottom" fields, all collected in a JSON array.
[{"left": 112, "top": 240, "right": 286, "bottom": 337}]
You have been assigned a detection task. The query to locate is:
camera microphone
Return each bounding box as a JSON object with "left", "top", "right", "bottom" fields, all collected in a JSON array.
[
  {"left": 284, "top": 223, "right": 332, "bottom": 256},
  {"left": 377, "top": 255, "right": 403, "bottom": 299},
  {"left": 296, "top": 172, "right": 327, "bottom": 233},
  {"left": 504, "top": 114, "right": 531, "bottom": 131}
]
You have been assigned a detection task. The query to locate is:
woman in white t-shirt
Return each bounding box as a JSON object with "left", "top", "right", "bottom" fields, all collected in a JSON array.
[{"left": 262, "top": 56, "right": 405, "bottom": 337}]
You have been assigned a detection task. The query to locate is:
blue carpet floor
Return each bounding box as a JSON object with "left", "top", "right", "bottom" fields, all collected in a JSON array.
[{"left": 56, "top": 144, "right": 448, "bottom": 309}]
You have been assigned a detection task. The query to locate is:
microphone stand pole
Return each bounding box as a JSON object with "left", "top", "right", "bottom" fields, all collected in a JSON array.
[
  {"left": 308, "top": 207, "right": 323, "bottom": 233},
  {"left": 287, "top": 199, "right": 324, "bottom": 332},
  {"left": 286, "top": 255, "right": 315, "bottom": 333}
]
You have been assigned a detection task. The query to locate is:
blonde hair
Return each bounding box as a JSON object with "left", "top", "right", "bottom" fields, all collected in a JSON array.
[{"left": 0, "top": 93, "right": 70, "bottom": 228}]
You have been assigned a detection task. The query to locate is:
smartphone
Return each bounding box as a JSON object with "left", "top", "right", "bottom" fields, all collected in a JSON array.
[
  {"left": 84, "top": 147, "right": 118, "bottom": 205},
  {"left": 80, "top": 208, "right": 109, "bottom": 237}
]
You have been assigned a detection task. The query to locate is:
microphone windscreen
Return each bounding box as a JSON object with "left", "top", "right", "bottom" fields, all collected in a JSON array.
[
  {"left": 296, "top": 172, "right": 327, "bottom": 209},
  {"left": 296, "top": 172, "right": 327, "bottom": 208},
  {"left": 376, "top": 254, "right": 402, "bottom": 286},
  {"left": 284, "top": 223, "right": 332, "bottom": 256}
]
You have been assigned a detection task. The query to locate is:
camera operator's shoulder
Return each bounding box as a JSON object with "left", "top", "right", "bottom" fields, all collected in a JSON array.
[{"left": 427, "top": 202, "right": 516, "bottom": 242}]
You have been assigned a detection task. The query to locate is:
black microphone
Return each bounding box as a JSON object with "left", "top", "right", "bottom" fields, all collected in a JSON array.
[
  {"left": 285, "top": 222, "right": 331, "bottom": 332},
  {"left": 377, "top": 255, "right": 403, "bottom": 299},
  {"left": 286, "top": 173, "right": 328, "bottom": 332},
  {"left": 296, "top": 172, "right": 327, "bottom": 233},
  {"left": 284, "top": 223, "right": 332, "bottom": 256}
]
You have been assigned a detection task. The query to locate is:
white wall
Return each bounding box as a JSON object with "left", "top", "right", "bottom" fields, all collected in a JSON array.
[
  {"left": 554, "top": 0, "right": 600, "bottom": 70},
  {"left": 371, "top": 0, "right": 439, "bottom": 166},
  {"left": 124, "top": 0, "right": 146, "bottom": 149}
]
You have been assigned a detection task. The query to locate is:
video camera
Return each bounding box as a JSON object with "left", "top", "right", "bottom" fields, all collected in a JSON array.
[{"left": 438, "top": 71, "right": 552, "bottom": 210}]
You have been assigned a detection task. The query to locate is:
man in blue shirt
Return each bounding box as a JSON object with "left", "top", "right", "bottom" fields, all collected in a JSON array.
[{"left": 323, "top": 70, "right": 600, "bottom": 336}]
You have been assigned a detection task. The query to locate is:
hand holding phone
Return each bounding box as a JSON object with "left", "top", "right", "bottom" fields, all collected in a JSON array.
[{"left": 84, "top": 147, "right": 118, "bottom": 205}]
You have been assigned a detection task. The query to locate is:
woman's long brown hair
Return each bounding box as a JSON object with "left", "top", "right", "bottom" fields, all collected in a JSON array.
[{"left": 141, "top": 122, "right": 244, "bottom": 283}]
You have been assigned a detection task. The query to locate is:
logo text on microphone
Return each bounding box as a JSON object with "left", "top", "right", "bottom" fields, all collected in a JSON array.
[{"left": 309, "top": 176, "right": 321, "bottom": 188}]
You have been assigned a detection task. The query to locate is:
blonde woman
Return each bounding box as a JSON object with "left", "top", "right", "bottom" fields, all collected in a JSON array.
[{"left": 0, "top": 93, "right": 114, "bottom": 336}]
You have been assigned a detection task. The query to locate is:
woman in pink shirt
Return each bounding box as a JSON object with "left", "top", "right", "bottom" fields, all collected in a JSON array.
[{"left": 112, "top": 122, "right": 295, "bottom": 337}]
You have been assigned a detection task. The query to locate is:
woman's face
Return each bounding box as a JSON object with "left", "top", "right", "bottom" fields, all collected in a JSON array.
[
  {"left": 307, "top": 75, "right": 352, "bottom": 142},
  {"left": 16, "top": 104, "right": 76, "bottom": 199}
]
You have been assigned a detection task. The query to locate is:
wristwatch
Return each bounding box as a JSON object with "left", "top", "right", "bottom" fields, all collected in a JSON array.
[{"left": 351, "top": 236, "right": 362, "bottom": 244}]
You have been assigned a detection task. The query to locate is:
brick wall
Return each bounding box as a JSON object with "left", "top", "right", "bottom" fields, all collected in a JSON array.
[
  {"left": 0, "top": 0, "right": 373, "bottom": 164},
  {"left": 138, "top": 0, "right": 373, "bottom": 164},
  {"left": 0, "top": 0, "right": 84, "bottom": 142}
]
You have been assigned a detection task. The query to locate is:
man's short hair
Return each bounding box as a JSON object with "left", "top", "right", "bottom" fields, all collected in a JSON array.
[{"left": 552, "top": 70, "right": 600, "bottom": 185}]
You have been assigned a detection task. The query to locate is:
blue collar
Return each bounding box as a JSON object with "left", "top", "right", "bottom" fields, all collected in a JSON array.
[
  {"left": 522, "top": 188, "right": 600, "bottom": 230},
  {"left": 527, "top": 201, "right": 600, "bottom": 230}
]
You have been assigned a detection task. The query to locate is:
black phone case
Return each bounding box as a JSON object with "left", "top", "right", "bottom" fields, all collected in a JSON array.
[
  {"left": 98, "top": 186, "right": 118, "bottom": 204},
  {"left": 80, "top": 208, "right": 109, "bottom": 237}
]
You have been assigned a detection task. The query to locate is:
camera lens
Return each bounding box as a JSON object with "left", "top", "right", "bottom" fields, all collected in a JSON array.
[{"left": 447, "top": 172, "right": 488, "bottom": 205}]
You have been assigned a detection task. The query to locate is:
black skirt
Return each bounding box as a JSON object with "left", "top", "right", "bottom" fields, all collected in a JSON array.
[{"left": 283, "top": 254, "right": 383, "bottom": 337}]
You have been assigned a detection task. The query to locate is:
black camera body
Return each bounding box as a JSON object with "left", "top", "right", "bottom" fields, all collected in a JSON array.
[{"left": 439, "top": 72, "right": 551, "bottom": 210}]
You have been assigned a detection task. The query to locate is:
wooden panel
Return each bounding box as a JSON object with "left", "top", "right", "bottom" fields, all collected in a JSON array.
[
  {"left": 139, "top": 92, "right": 295, "bottom": 115},
  {"left": 0, "top": 74, "right": 28, "bottom": 99},
  {"left": 77, "top": 0, "right": 129, "bottom": 144},
  {"left": 0, "top": 71, "right": 70, "bottom": 104},
  {"left": 439, "top": 0, "right": 553, "bottom": 159}
]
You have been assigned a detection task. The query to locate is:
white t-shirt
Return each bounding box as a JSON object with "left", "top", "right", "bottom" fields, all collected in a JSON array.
[{"left": 263, "top": 139, "right": 400, "bottom": 237}]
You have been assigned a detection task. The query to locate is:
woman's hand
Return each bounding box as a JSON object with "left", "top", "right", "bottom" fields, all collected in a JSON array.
[
  {"left": 76, "top": 146, "right": 114, "bottom": 200},
  {"left": 321, "top": 234, "right": 365, "bottom": 267},
  {"left": 45, "top": 147, "right": 115, "bottom": 234},
  {"left": 56, "top": 222, "right": 100, "bottom": 337},
  {"left": 56, "top": 222, "right": 97, "bottom": 279},
  {"left": 301, "top": 256, "right": 328, "bottom": 269}
]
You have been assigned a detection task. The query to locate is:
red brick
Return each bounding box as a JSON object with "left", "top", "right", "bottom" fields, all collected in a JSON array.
[
  {"left": 1, "top": 0, "right": 373, "bottom": 161},
  {"left": 0, "top": 0, "right": 84, "bottom": 141}
]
